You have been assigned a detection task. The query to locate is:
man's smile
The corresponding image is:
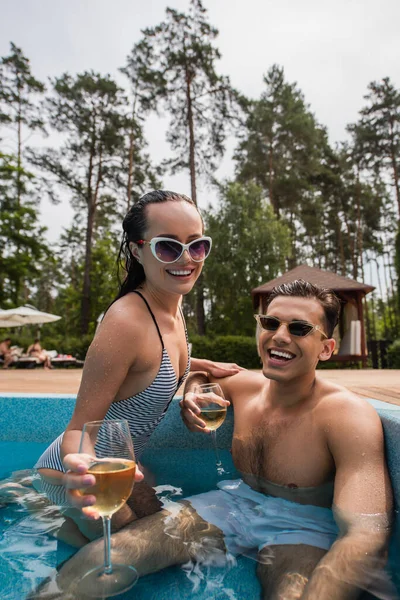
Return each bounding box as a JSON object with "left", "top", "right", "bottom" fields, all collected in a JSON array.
[{"left": 267, "top": 347, "right": 297, "bottom": 366}]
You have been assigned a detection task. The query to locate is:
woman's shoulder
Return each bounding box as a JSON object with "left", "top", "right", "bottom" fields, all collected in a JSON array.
[{"left": 99, "top": 293, "right": 151, "bottom": 335}]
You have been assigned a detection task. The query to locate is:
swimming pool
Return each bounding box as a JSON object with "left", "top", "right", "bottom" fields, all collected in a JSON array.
[{"left": 0, "top": 394, "right": 399, "bottom": 599}]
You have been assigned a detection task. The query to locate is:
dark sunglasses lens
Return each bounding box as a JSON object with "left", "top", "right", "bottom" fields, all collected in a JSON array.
[
  {"left": 289, "top": 322, "right": 314, "bottom": 336},
  {"left": 155, "top": 240, "right": 182, "bottom": 262},
  {"left": 189, "top": 238, "right": 211, "bottom": 261},
  {"left": 260, "top": 317, "right": 280, "bottom": 331}
]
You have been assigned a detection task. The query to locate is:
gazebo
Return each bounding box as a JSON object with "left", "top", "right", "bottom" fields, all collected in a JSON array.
[{"left": 251, "top": 265, "right": 375, "bottom": 366}]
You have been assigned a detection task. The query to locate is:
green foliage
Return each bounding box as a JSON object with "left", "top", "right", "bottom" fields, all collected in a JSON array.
[
  {"left": 395, "top": 228, "right": 400, "bottom": 311},
  {"left": 0, "top": 153, "right": 51, "bottom": 305},
  {"left": 133, "top": 0, "right": 239, "bottom": 186},
  {"left": 235, "top": 65, "right": 330, "bottom": 263},
  {"left": 387, "top": 339, "right": 400, "bottom": 368},
  {"left": 29, "top": 71, "right": 159, "bottom": 333},
  {"left": 0, "top": 42, "right": 45, "bottom": 135},
  {"left": 202, "top": 181, "right": 290, "bottom": 335},
  {"left": 9, "top": 330, "right": 93, "bottom": 360},
  {"left": 191, "top": 335, "right": 260, "bottom": 369},
  {"left": 348, "top": 77, "right": 400, "bottom": 220},
  {"left": 0, "top": 44, "right": 49, "bottom": 305},
  {"left": 0, "top": 42, "right": 398, "bottom": 359}
]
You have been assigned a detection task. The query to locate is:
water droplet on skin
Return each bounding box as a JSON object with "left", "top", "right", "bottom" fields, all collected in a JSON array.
[{"left": 361, "top": 452, "right": 366, "bottom": 456}]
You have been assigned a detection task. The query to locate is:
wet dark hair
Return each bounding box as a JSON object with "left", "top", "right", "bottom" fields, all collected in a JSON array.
[
  {"left": 266, "top": 279, "right": 341, "bottom": 338},
  {"left": 1, "top": 337, "right": 11, "bottom": 343},
  {"left": 115, "top": 190, "right": 201, "bottom": 300}
]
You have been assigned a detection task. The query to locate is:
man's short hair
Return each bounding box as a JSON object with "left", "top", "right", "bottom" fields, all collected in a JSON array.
[{"left": 266, "top": 279, "right": 341, "bottom": 338}]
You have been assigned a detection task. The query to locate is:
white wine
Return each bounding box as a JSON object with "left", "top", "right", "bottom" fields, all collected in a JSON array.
[
  {"left": 200, "top": 408, "right": 227, "bottom": 430},
  {"left": 81, "top": 459, "right": 136, "bottom": 516}
]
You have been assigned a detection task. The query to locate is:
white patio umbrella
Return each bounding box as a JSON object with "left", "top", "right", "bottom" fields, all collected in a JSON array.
[
  {"left": 0, "top": 305, "right": 61, "bottom": 336},
  {"left": 0, "top": 313, "right": 25, "bottom": 327}
]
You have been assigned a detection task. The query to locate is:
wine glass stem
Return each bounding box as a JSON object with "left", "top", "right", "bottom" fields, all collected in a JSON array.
[
  {"left": 211, "top": 430, "right": 222, "bottom": 467},
  {"left": 102, "top": 515, "right": 112, "bottom": 574}
]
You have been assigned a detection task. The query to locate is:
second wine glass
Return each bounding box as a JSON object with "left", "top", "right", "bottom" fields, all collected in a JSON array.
[{"left": 192, "top": 383, "right": 227, "bottom": 475}]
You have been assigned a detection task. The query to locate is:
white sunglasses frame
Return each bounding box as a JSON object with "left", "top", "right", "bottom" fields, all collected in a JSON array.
[{"left": 136, "top": 236, "right": 212, "bottom": 264}]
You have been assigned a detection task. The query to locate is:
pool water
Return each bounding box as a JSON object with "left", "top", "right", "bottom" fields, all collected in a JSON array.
[
  {"left": 0, "top": 442, "right": 262, "bottom": 600},
  {"left": 1, "top": 440, "right": 399, "bottom": 599}
]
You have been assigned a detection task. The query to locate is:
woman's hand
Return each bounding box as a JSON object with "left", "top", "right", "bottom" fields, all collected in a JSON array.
[
  {"left": 179, "top": 391, "right": 230, "bottom": 433},
  {"left": 207, "top": 361, "right": 245, "bottom": 378},
  {"left": 63, "top": 453, "right": 144, "bottom": 519},
  {"left": 190, "top": 358, "right": 245, "bottom": 378}
]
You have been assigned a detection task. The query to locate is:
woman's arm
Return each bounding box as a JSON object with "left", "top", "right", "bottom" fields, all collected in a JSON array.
[{"left": 61, "top": 312, "right": 138, "bottom": 458}]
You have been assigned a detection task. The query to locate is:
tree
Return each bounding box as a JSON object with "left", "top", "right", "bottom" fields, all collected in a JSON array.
[
  {"left": 348, "top": 77, "right": 400, "bottom": 218},
  {"left": 203, "top": 181, "right": 290, "bottom": 335},
  {"left": 129, "top": 0, "right": 239, "bottom": 333},
  {"left": 0, "top": 43, "right": 47, "bottom": 304},
  {"left": 235, "top": 65, "right": 329, "bottom": 266},
  {"left": 120, "top": 39, "right": 163, "bottom": 210},
  {"left": 0, "top": 42, "right": 45, "bottom": 206},
  {"left": 312, "top": 144, "right": 387, "bottom": 279},
  {"left": 30, "top": 71, "right": 158, "bottom": 334},
  {"left": 348, "top": 77, "right": 400, "bottom": 319},
  {"left": 49, "top": 211, "right": 121, "bottom": 339},
  {"left": 0, "top": 152, "right": 50, "bottom": 305}
]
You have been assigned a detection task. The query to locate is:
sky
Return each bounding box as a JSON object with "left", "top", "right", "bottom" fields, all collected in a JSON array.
[{"left": 1, "top": 0, "right": 399, "bottom": 291}]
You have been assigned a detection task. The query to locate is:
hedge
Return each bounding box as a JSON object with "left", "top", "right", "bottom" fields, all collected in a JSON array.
[
  {"left": 191, "top": 335, "right": 260, "bottom": 369},
  {"left": 387, "top": 339, "right": 400, "bottom": 369}
]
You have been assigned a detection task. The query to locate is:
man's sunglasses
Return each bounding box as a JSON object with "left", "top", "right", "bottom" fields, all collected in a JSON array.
[
  {"left": 254, "top": 315, "right": 328, "bottom": 339},
  {"left": 136, "top": 236, "right": 212, "bottom": 264}
]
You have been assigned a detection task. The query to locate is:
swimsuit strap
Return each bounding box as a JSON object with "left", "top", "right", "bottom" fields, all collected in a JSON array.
[{"left": 132, "top": 291, "right": 164, "bottom": 349}]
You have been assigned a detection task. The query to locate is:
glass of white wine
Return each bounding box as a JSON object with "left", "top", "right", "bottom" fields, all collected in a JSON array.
[
  {"left": 192, "top": 383, "right": 227, "bottom": 475},
  {"left": 77, "top": 419, "right": 138, "bottom": 598}
]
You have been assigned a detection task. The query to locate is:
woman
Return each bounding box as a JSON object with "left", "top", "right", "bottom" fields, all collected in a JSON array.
[
  {"left": 34, "top": 190, "right": 241, "bottom": 544},
  {"left": 27, "top": 339, "right": 53, "bottom": 369}
]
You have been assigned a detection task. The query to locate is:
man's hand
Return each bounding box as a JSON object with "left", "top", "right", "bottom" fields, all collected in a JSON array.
[{"left": 180, "top": 391, "right": 230, "bottom": 433}]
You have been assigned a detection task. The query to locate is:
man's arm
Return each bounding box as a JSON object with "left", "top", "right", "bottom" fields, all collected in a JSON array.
[{"left": 302, "top": 397, "right": 393, "bottom": 600}]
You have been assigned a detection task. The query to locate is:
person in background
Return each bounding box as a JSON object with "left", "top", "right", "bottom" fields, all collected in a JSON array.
[
  {"left": 34, "top": 190, "right": 242, "bottom": 545},
  {"left": 0, "top": 337, "right": 14, "bottom": 369},
  {"left": 27, "top": 338, "right": 53, "bottom": 369}
]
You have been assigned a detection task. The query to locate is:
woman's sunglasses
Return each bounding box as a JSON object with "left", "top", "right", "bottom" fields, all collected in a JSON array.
[
  {"left": 254, "top": 315, "right": 328, "bottom": 338},
  {"left": 136, "top": 236, "right": 212, "bottom": 264}
]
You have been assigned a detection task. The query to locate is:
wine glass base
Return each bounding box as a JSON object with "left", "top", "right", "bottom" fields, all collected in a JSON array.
[{"left": 78, "top": 563, "right": 138, "bottom": 598}]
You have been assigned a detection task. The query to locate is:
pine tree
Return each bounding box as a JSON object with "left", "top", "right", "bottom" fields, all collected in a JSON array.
[{"left": 127, "top": 0, "right": 239, "bottom": 333}]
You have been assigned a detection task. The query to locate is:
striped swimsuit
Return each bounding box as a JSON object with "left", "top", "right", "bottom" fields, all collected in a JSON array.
[{"left": 35, "top": 291, "right": 190, "bottom": 474}]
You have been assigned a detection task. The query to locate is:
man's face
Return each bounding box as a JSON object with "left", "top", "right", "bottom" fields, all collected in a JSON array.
[{"left": 258, "top": 296, "right": 334, "bottom": 383}]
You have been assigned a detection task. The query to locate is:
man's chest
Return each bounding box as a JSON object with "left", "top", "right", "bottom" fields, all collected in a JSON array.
[{"left": 232, "top": 406, "right": 334, "bottom": 487}]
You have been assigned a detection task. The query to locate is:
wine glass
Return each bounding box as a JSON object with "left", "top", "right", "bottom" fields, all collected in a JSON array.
[
  {"left": 77, "top": 419, "right": 138, "bottom": 598},
  {"left": 192, "top": 383, "right": 227, "bottom": 475}
]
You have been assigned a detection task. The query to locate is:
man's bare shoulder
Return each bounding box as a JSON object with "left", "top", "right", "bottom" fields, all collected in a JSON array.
[
  {"left": 222, "top": 370, "right": 265, "bottom": 402},
  {"left": 315, "top": 377, "right": 383, "bottom": 446}
]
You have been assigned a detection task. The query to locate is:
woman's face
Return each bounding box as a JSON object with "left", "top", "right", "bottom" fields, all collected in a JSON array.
[{"left": 132, "top": 200, "right": 206, "bottom": 296}]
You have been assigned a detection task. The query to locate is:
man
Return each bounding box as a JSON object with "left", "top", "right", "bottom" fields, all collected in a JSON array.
[
  {"left": 0, "top": 337, "right": 14, "bottom": 369},
  {"left": 180, "top": 280, "right": 394, "bottom": 599},
  {"left": 31, "top": 280, "right": 394, "bottom": 600}
]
